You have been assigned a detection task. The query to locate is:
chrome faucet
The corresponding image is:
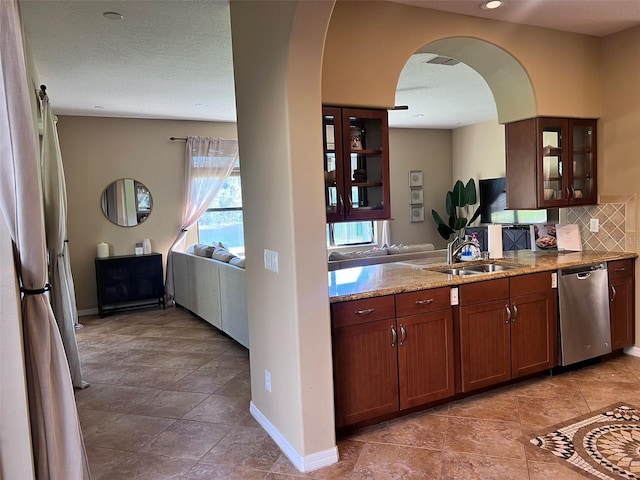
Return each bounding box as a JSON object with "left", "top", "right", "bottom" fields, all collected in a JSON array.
[{"left": 447, "top": 236, "right": 481, "bottom": 264}]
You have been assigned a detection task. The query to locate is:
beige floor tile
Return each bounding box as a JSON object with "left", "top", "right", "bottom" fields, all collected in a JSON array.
[
  {"left": 168, "top": 370, "right": 231, "bottom": 394},
  {"left": 440, "top": 451, "right": 529, "bottom": 480},
  {"left": 447, "top": 387, "right": 518, "bottom": 422},
  {"left": 527, "top": 460, "right": 594, "bottom": 480},
  {"left": 350, "top": 443, "right": 443, "bottom": 479},
  {"left": 577, "top": 379, "right": 640, "bottom": 410},
  {"left": 200, "top": 424, "right": 282, "bottom": 470},
  {"left": 183, "top": 463, "right": 269, "bottom": 479},
  {"left": 513, "top": 374, "right": 585, "bottom": 401},
  {"left": 570, "top": 358, "right": 639, "bottom": 384},
  {"left": 443, "top": 417, "right": 525, "bottom": 459},
  {"left": 109, "top": 365, "right": 193, "bottom": 389},
  {"left": 139, "top": 419, "right": 232, "bottom": 460},
  {"left": 516, "top": 395, "right": 590, "bottom": 429},
  {"left": 183, "top": 393, "right": 250, "bottom": 424},
  {"left": 86, "top": 446, "right": 195, "bottom": 480},
  {"left": 75, "top": 383, "right": 161, "bottom": 413},
  {"left": 120, "top": 349, "right": 215, "bottom": 370},
  {"left": 83, "top": 413, "right": 175, "bottom": 451},
  {"left": 132, "top": 390, "right": 209, "bottom": 418},
  {"left": 349, "top": 411, "right": 447, "bottom": 450},
  {"left": 216, "top": 372, "right": 252, "bottom": 398},
  {"left": 78, "top": 409, "right": 124, "bottom": 439},
  {"left": 117, "top": 335, "right": 204, "bottom": 352}
]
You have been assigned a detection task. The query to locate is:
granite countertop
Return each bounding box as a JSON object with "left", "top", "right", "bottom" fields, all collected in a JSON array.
[{"left": 328, "top": 250, "right": 637, "bottom": 303}]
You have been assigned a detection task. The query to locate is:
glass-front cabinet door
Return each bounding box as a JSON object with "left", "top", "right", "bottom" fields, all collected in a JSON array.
[
  {"left": 323, "top": 107, "right": 344, "bottom": 223},
  {"left": 537, "top": 117, "right": 597, "bottom": 207},
  {"left": 569, "top": 119, "right": 597, "bottom": 205},
  {"left": 322, "top": 106, "right": 390, "bottom": 222},
  {"left": 538, "top": 117, "right": 568, "bottom": 207}
]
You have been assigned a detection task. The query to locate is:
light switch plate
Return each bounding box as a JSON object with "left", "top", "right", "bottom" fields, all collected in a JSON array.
[{"left": 264, "top": 249, "right": 279, "bottom": 273}]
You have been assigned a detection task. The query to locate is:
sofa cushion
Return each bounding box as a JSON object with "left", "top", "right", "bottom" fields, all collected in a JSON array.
[
  {"left": 328, "top": 247, "right": 387, "bottom": 261},
  {"left": 193, "top": 244, "right": 215, "bottom": 257},
  {"left": 387, "top": 243, "right": 435, "bottom": 255},
  {"left": 211, "top": 246, "right": 235, "bottom": 263},
  {"left": 229, "top": 256, "right": 246, "bottom": 268}
]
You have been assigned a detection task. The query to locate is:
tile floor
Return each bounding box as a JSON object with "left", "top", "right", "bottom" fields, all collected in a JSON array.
[{"left": 76, "top": 307, "right": 640, "bottom": 479}]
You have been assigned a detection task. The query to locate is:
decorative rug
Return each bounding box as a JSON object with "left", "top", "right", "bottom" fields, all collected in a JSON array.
[{"left": 530, "top": 403, "right": 640, "bottom": 479}]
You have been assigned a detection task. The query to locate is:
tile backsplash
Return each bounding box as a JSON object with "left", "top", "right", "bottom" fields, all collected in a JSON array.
[{"left": 564, "top": 195, "right": 636, "bottom": 252}]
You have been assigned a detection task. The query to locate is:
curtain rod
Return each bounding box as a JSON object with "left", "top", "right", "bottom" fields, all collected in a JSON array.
[{"left": 170, "top": 137, "right": 187, "bottom": 141}]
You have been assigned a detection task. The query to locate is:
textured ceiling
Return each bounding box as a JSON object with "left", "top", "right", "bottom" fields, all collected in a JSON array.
[{"left": 19, "top": 0, "right": 640, "bottom": 129}]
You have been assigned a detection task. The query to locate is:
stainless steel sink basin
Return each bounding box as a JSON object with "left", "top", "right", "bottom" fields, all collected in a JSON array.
[
  {"left": 462, "top": 263, "right": 518, "bottom": 273},
  {"left": 430, "top": 263, "right": 520, "bottom": 276},
  {"left": 432, "top": 267, "right": 482, "bottom": 276}
]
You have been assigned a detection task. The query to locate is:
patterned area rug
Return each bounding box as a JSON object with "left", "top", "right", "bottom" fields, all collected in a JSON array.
[{"left": 530, "top": 403, "right": 640, "bottom": 479}]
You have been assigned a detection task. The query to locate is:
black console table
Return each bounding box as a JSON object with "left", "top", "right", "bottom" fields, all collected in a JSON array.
[{"left": 95, "top": 253, "right": 165, "bottom": 317}]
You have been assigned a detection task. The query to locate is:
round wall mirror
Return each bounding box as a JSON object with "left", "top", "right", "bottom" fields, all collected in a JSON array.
[{"left": 101, "top": 178, "right": 153, "bottom": 227}]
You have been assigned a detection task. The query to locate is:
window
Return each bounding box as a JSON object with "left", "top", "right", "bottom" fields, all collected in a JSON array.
[
  {"left": 197, "top": 161, "right": 244, "bottom": 255},
  {"left": 327, "top": 221, "right": 375, "bottom": 247}
]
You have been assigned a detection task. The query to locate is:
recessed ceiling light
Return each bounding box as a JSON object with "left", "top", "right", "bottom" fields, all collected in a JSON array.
[
  {"left": 412, "top": 113, "right": 425, "bottom": 118},
  {"left": 195, "top": 103, "right": 209, "bottom": 108},
  {"left": 94, "top": 105, "right": 105, "bottom": 109},
  {"left": 103, "top": 11, "right": 123, "bottom": 20},
  {"left": 481, "top": 0, "right": 503, "bottom": 10}
]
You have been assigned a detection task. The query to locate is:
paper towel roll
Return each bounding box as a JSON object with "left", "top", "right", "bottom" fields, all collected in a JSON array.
[
  {"left": 142, "top": 238, "right": 152, "bottom": 254},
  {"left": 97, "top": 242, "right": 109, "bottom": 258},
  {"left": 487, "top": 224, "right": 503, "bottom": 259}
]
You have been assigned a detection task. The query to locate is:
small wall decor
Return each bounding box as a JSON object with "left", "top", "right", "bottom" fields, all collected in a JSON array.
[
  {"left": 409, "top": 170, "right": 423, "bottom": 187},
  {"left": 410, "top": 188, "right": 424, "bottom": 205},
  {"left": 410, "top": 205, "right": 425, "bottom": 223}
]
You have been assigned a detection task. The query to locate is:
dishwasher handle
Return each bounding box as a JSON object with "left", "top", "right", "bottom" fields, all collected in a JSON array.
[{"left": 576, "top": 272, "right": 592, "bottom": 280}]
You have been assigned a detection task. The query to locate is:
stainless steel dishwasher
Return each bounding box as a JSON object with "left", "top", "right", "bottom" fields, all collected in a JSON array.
[{"left": 558, "top": 263, "right": 611, "bottom": 366}]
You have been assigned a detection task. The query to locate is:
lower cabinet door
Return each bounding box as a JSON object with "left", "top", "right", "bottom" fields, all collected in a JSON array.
[
  {"left": 459, "top": 300, "right": 511, "bottom": 393},
  {"left": 397, "top": 309, "right": 455, "bottom": 409},
  {"left": 510, "top": 291, "right": 557, "bottom": 378},
  {"left": 610, "top": 275, "right": 634, "bottom": 350},
  {"left": 332, "top": 319, "right": 399, "bottom": 427}
]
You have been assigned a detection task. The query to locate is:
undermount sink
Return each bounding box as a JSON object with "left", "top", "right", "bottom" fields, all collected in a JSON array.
[
  {"left": 430, "top": 263, "right": 519, "bottom": 276},
  {"left": 462, "top": 263, "right": 518, "bottom": 273}
]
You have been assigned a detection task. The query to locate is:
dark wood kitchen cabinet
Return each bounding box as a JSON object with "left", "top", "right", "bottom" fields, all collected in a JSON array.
[
  {"left": 95, "top": 253, "right": 165, "bottom": 317},
  {"left": 331, "top": 287, "right": 453, "bottom": 427},
  {"left": 506, "top": 117, "right": 597, "bottom": 209},
  {"left": 608, "top": 259, "right": 635, "bottom": 350},
  {"left": 323, "top": 106, "right": 390, "bottom": 223},
  {"left": 458, "top": 273, "right": 556, "bottom": 393}
]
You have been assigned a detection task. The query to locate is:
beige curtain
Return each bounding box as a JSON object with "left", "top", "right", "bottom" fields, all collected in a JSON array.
[
  {"left": 0, "top": 1, "right": 91, "bottom": 478},
  {"left": 40, "top": 91, "right": 87, "bottom": 389},
  {"left": 164, "top": 136, "right": 239, "bottom": 302}
]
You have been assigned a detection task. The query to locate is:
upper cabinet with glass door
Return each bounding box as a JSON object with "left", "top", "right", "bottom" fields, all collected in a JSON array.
[
  {"left": 322, "top": 106, "right": 390, "bottom": 222},
  {"left": 505, "top": 117, "right": 597, "bottom": 209}
]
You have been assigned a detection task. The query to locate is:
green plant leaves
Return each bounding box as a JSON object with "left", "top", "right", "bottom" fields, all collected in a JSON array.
[
  {"left": 465, "top": 179, "right": 477, "bottom": 205},
  {"left": 430, "top": 178, "right": 479, "bottom": 240},
  {"left": 451, "top": 180, "right": 467, "bottom": 207}
]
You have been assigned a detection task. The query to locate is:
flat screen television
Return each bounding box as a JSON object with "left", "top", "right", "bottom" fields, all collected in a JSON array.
[{"left": 479, "top": 177, "right": 547, "bottom": 225}]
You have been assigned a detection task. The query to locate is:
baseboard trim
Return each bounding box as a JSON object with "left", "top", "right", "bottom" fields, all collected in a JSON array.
[
  {"left": 78, "top": 308, "right": 98, "bottom": 317},
  {"left": 624, "top": 346, "right": 640, "bottom": 357},
  {"left": 249, "top": 401, "right": 338, "bottom": 472}
]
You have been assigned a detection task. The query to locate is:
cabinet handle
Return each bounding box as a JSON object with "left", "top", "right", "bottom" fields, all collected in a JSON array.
[
  {"left": 415, "top": 298, "right": 434, "bottom": 305},
  {"left": 614, "top": 267, "right": 626, "bottom": 272},
  {"left": 611, "top": 285, "right": 617, "bottom": 302},
  {"left": 400, "top": 325, "right": 406, "bottom": 346},
  {"left": 512, "top": 304, "right": 518, "bottom": 322},
  {"left": 338, "top": 194, "right": 344, "bottom": 216},
  {"left": 566, "top": 186, "right": 571, "bottom": 199},
  {"left": 347, "top": 194, "right": 353, "bottom": 214},
  {"left": 391, "top": 325, "right": 397, "bottom": 347},
  {"left": 569, "top": 185, "right": 575, "bottom": 199},
  {"left": 505, "top": 304, "right": 511, "bottom": 324},
  {"left": 354, "top": 308, "right": 375, "bottom": 315}
]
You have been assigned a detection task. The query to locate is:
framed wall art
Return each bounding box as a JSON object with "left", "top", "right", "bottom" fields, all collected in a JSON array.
[
  {"left": 410, "top": 205, "right": 425, "bottom": 223},
  {"left": 410, "top": 187, "right": 424, "bottom": 205},
  {"left": 409, "top": 170, "right": 423, "bottom": 187}
]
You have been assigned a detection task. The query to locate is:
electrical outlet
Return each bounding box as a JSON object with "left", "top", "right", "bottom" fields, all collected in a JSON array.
[
  {"left": 264, "top": 370, "right": 272, "bottom": 392},
  {"left": 264, "top": 249, "right": 279, "bottom": 273},
  {"left": 589, "top": 218, "right": 599, "bottom": 233}
]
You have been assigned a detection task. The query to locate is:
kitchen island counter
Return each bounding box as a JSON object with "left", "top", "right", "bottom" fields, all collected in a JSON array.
[{"left": 329, "top": 249, "right": 637, "bottom": 303}]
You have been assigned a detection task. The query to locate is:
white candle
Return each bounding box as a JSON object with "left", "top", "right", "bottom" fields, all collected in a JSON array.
[{"left": 97, "top": 242, "right": 109, "bottom": 258}]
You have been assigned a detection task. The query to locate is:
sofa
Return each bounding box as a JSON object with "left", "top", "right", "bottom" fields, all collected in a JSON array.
[
  {"left": 327, "top": 243, "right": 443, "bottom": 270},
  {"left": 171, "top": 244, "right": 248, "bottom": 348}
]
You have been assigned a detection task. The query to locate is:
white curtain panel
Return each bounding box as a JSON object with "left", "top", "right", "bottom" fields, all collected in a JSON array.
[
  {"left": 164, "top": 136, "right": 239, "bottom": 302},
  {"left": 0, "top": 1, "right": 91, "bottom": 479},
  {"left": 40, "top": 93, "right": 87, "bottom": 389}
]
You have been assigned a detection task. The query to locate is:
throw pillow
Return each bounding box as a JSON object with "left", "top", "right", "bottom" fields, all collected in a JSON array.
[
  {"left": 387, "top": 243, "right": 435, "bottom": 255},
  {"left": 229, "top": 256, "right": 246, "bottom": 268},
  {"left": 211, "top": 246, "right": 235, "bottom": 263},
  {"left": 193, "top": 244, "right": 215, "bottom": 257}
]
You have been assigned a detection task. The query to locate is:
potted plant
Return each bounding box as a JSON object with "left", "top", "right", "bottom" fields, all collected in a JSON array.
[{"left": 431, "top": 179, "right": 481, "bottom": 240}]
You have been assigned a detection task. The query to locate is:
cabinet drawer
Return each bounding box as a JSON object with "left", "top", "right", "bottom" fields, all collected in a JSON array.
[
  {"left": 459, "top": 278, "right": 509, "bottom": 305},
  {"left": 331, "top": 295, "right": 395, "bottom": 328},
  {"left": 608, "top": 259, "right": 634, "bottom": 281},
  {"left": 510, "top": 271, "right": 553, "bottom": 297},
  {"left": 396, "top": 287, "right": 450, "bottom": 317}
]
